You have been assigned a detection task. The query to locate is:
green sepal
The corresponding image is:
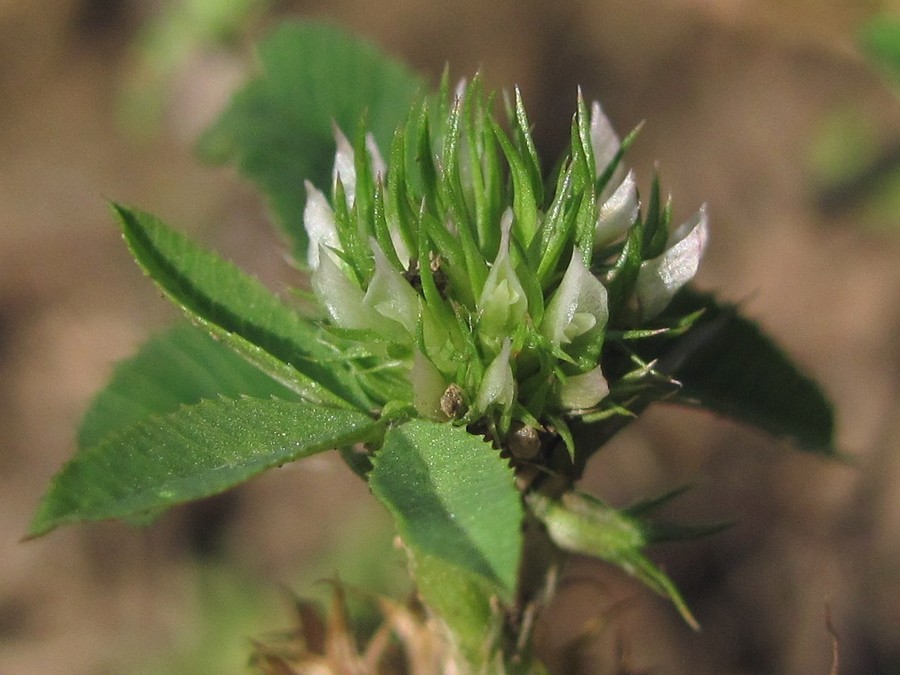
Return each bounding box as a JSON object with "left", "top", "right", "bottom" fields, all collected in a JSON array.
[
  {"left": 622, "top": 485, "right": 733, "bottom": 542},
  {"left": 351, "top": 115, "right": 377, "bottom": 241},
  {"left": 438, "top": 97, "right": 488, "bottom": 301},
  {"left": 605, "top": 216, "right": 645, "bottom": 325},
  {"left": 420, "top": 208, "right": 473, "bottom": 308},
  {"left": 463, "top": 76, "right": 502, "bottom": 258},
  {"left": 331, "top": 177, "right": 373, "bottom": 285},
  {"left": 491, "top": 116, "right": 539, "bottom": 248},
  {"left": 413, "top": 100, "right": 440, "bottom": 215},
  {"left": 641, "top": 172, "right": 669, "bottom": 260},
  {"left": 573, "top": 90, "right": 597, "bottom": 188},
  {"left": 386, "top": 124, "right": 418, "bottom": 259},
  {"left": 568, "top": 95, "right": 602, "bottom": 264},
  {"left": 530, "top": 163, "right": 578, "bottom": 285},
  {"left": 510, "top": 88, "right": 543, "bottom": 208}
]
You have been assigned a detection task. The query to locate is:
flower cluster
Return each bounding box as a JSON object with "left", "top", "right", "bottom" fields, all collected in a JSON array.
[{"left": 302, "top": 77, "right": 707, "bottom": 447}]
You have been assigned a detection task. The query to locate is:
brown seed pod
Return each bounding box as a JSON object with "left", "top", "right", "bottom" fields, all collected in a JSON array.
[{"left": 440, "top": 383, "right": 466, "bottom": 419}]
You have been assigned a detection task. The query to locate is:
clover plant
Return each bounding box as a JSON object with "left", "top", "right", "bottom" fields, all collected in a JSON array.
[{"left": 29, "top": 22, "right": 836, "bottom": 673}]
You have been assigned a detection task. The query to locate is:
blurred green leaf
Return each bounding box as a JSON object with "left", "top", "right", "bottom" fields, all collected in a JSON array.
[
  {"left": 653, "top": 290, "right": 837, "bottom": 453},
  {"left": 860, "top": 15, "right": 900, "bottom": 86},
  {"left": 369, "top": 420, "right": 522, "bottom": 662},
  {"left": 198, "top": 21, "right": 424, "bottom": 260},
  {"left": 113, "top": 204, "right": 373, "bottom": 410},
  {"left": 119, "top": 0, "right": 270, "bottom": 136},
  {"left": 808, "top": 107, "right": 879, "bottom": 190},
  {"left": 30, "top": 398, "right": 381, "bottom": 538},
  {"left": 78, "top": 321, "right": 296, "bottom": 450}
]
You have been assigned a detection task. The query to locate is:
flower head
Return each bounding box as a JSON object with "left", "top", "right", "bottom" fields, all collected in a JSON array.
[{"left": 303, "top": 77, "right": 708, "bottom": 450}]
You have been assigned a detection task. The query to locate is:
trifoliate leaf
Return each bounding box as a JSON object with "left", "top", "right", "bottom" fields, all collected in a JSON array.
[
  {"left": 78, "top": 321, "right": 296, "bottom": 450},
  {"left": 29, "top": 398, "right": 381, "bottom": 538}
]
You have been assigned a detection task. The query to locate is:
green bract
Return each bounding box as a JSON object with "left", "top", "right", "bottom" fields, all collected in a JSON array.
[{"left": 303, "top": 78, "right": 708, "bottom": 445}]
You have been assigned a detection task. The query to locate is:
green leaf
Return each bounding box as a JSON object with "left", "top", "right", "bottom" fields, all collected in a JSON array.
[
  {"left": 113, "top": 203, "right": 372, "bottom": 411},
  {"left": 198, "top": 21, "right": 423, "bottom": 259},
  {"left": 652, "top": 290, "right": 837, "bottom": 453},
  {"left": 860, "top": 15, "right": 900, "bottom": 86},
  {"left": 29, "top": 398, "right": 381, "bottom": 538},
  {"left": 78, "top": 321, "right": 296, "bottom": 450},
  {"left": 369, "top": 420, "right": 523, "bottom": 661}
]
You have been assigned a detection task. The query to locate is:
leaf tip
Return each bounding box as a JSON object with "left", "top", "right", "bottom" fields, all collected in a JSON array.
[{"left": 23, "top": 503, "right": 62, "bottom": 541}]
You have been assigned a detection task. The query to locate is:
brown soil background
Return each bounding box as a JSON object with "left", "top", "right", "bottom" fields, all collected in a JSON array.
[{"left": 3, "top": 1, "right": 900, "bottom": 673}]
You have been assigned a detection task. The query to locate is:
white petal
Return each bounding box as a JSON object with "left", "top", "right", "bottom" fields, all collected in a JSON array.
[
  {"left": 454, "top": 77, "right": 468, "bottom": 103},
  {"left": 635, "top": 205, "right": 709, "bottom": 320},
  {"left": 311, "top": 247, "right": 370, "bottom": 329},
  {"left": 558, "top": 365, "right": 609, "bottom": 410},
  {"left": 594, "top": 170, "right": 639, "bottom": 247},
  {"left": 476, "top": 339, "right": 516, "bottom": 412},
  {"left": 411, "top": 351, "right": 446, "bottom": 419},
  {"left": 590, "top": 101, "right": 621, "bottom": 176},
  {"left": 542, "top": 248, "right": 609, "bottom": 351},
  {"left": 366, "top": 132, "right": 387, "bottom": 179},
  {"left": 363, "top": 239, "right": 420, "bottom": 337},
  {"left": 388, "top": 216, "right": 412, "bottom": 267},
  {"left": 477, "top": 213, "right": 528, "bottom": 344},
  {"left": 332, "top": 125, "right": 356, "bottom": 204},
  {"left": 332, "top": 127, "right": 386, "bottom": 205},
  {"left": 303, "top": 181, "right": 340, "bottom": 269}
]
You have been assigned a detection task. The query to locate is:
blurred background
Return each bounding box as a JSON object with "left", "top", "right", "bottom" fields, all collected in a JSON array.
[{"left": 3, "top": 1, "right": 900, "bottom": 673}]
